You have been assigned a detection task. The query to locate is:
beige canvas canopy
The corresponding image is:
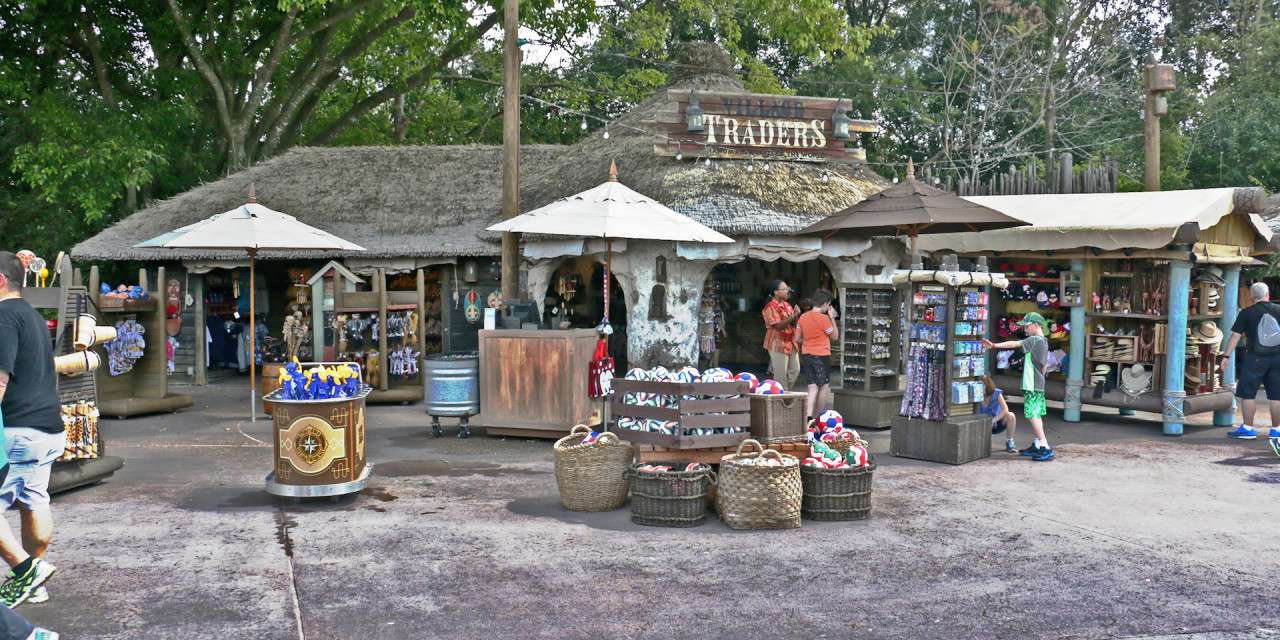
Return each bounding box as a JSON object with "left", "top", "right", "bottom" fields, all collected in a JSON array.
[{"left": 916, "top": 187, "right": 1271, "bottom": 255}]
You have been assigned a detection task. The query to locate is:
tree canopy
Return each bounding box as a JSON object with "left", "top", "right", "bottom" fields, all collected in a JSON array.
[{"left": 2, "top": 0, "right": 1278, "bottom": 259}]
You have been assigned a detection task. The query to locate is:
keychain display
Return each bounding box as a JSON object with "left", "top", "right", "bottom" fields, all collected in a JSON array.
[{"left": 59, "top": 401, "right": 100, "bottom": 461}]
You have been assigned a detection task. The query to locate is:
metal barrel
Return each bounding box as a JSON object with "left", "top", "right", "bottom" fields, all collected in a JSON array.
[{"left": 424, "top": 353, "right": 480, "bottom": 417}]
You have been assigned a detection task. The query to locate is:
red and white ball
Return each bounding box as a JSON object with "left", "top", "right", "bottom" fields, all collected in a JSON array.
[
  {"left": 735, "top": 372, "right": 760, "bottom": 392},
  {"left": 817, "top": 410, "right": 844, "bottom": 431},
  {"left": 755, "top": 379, "right": 785, "bottom": 395}
]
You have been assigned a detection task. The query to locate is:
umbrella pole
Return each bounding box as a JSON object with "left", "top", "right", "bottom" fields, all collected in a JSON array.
[
  {"left": 249, "top": 250, "right": 257, "bottom": 423},
  {"left": 602, "top": 238, "right": 612, "bottom": 430}
]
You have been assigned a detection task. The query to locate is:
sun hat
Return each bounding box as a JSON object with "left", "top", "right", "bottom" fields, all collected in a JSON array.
[
  {"left": 1120, "top": 364, "right": 1152, "bottom": 394},
  {"left": 1191, "top": 321, "right": 1224, "bottom": 347}
]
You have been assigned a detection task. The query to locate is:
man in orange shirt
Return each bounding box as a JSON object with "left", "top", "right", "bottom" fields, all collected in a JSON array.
[
  {"left": 797, "top": 289, "right": 838, "bottom": 419},
  {"left": 762, "top": 280, "right": 800, "bottom": 389}
]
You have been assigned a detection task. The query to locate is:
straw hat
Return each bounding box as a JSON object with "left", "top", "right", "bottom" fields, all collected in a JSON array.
[
  {"left": 1120, "top": 364, "right": 1151, "bottom": 394},
  {"left": 1191, "top": 321, "right": 1224, "bottom": 347},
  {"left": 1194, "top": 266, "right": 1225, "bottom": 286},
  {"left": 1091, "top": 364, "right": 1111, "bottom": 384}
]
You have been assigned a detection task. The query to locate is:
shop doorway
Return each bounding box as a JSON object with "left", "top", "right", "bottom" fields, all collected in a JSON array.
[
  {"left": 700, "top": 259, "right": 835, "bottom": 379},
  {"left": 544, "top": 257, "right": 628, "bottom": 371}
]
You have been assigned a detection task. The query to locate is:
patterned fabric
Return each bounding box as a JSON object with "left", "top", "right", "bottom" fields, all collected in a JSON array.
[
  {"left": 762, "top": 299, "right": 797, "bottom": 354},
  {"left": 1023, "top": 390, "right": 1047, "bottom": 419}
]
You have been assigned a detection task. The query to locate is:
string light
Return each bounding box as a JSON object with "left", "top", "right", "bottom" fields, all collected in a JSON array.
[
  {"left": 602, "top": 128, "right": 610, "bottom": 139},
  {"left": 821, "top": 172, "right": 829, "bottom": 183},
  {"left": 704, "top": 157, "right": 711, "bottom": 167},
  {"left": 580, "top": 117, "right": 588, "bottom": 130},
  {"left": 675, "top": 151, "right": 683, "bottom": 160}
]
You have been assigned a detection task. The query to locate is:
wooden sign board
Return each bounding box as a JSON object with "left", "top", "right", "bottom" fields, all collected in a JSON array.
[{"left": 648, "top": 89, "right": 878, "bottom": 163}]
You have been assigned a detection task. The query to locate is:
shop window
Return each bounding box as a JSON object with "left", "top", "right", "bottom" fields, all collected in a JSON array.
[{"left": 649, "top": 284, "right": 668, "bottom": 320}]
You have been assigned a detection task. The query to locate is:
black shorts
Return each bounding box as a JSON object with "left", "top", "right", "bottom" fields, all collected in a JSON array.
[
  {"left": 800, "top": 354, "right": 830, "bottom": 386},
  {"left": 1235, "top": 352, "right": 1280, "bottom": 399}
]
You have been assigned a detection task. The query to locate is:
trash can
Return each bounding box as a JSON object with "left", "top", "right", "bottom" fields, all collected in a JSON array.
[
  {"left": 265, "top": 381, "right": 372, "bottom": 498},
  {"left": 424, "top": 352, "right": 479, "bottom": 438}
]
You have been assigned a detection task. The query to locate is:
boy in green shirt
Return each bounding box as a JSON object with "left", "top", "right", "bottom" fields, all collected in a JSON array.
[{"left": 982, "top": 312, "right": 1055, "bottom": 461}]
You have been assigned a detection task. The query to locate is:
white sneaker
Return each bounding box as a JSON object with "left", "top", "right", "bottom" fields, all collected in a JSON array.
[{"left": 25, "top": 587, "right": 48, "bottom": 604}]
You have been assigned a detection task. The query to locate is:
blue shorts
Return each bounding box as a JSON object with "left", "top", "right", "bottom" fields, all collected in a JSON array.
[
  {"left": 1235, "top": 352, "right": 1280, "bottom": 400},
  {"left": 0, "top": 428, "right": 66, "bottom": 510}
]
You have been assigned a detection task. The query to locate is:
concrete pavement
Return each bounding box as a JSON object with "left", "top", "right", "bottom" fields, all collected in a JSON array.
[{"left": 14, "top": 382, "right": 1280, "bottom": 639}]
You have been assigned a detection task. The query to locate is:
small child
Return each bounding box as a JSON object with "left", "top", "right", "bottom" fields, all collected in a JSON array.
[
  {"left": 796, "top": 290, "right": 838, "bottom": 420},
  {"left": 981, "top": 375, "right": 1017, "bottom": 453},
  {"left": 981, "top": 312, "right": 1055, "bottom": 461}
]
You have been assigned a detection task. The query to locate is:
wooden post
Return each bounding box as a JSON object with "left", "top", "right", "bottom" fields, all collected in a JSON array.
[
  {"left": 499, "top": 0, "right": 522, "bottom": 301},
  {"left": 1162, "top": 259, "right": 1192, "bottom": 435},
  {"left": 377, "top": 268, "right": 389, "bottom": 391},
  {"left": 1144, "top": 53, "right": 1176, "bottom": 191},
  {"left": 1214, "top": 264, "right": 1242, "bottom": 426},
  {"left": 193, "top": 273, "right": 207, "bottom": 386}
]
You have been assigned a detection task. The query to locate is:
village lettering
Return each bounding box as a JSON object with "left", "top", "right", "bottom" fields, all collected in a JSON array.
[
  {"left": 702, "top": 114, "right": 828, "bottom": 149},
  {"left": 720, "top": 96, "right": 805, "bottom": 118}
]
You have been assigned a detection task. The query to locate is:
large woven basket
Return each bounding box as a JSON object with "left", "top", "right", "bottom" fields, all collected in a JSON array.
[
  {"left": 800, "top": 456, "right": 876, "bottom": 521},
  {"left": 749, "top": 393, "right": 808, "bottom": 444},
  {"left": 715, "top": 439, "right": 802, "bottom": 530},
  {"left": 554, "top": 425, "right": 634, "bottom": 512},
  {"left": 626, "top": 461, "right": 711, "bottom": 527}
]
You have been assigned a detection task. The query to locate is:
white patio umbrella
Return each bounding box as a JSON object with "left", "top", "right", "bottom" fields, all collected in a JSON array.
[
  {"left": 137, "top": 193, "right": 364, "bottom": 422},
  {"left": 488, "top": 161, "right": 732, "bottom": 323},
  {"left": 489, "top": 161, "right": 732, "bottom": 429}
]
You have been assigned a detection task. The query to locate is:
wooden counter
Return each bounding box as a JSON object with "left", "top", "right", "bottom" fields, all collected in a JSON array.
[{"left": 473, "top": 329, "right": 600, "bottom": 438}]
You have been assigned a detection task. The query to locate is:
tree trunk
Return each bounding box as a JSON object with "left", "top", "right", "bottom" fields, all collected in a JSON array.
[{"left": 393, "top": 94, "right": 408, "bottom": 142}]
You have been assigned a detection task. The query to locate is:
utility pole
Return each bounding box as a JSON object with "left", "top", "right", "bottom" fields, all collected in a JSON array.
[
  {"left": 1143, "top": 52, "right": 1175, "bottom": 191},
  {"left": 500, "top": 0, "right": 521, "bottom": 301}
]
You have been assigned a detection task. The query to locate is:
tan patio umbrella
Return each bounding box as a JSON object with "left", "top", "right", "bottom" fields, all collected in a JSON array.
[
  {"left": 137, "top": 192, "right": 364, "bottom": 422},
  {"left": 488, "top": 160, "right": 733, "bottom": 323},
  {"left": 797, "top": 160, "right": 1028, "bottom": 263}
]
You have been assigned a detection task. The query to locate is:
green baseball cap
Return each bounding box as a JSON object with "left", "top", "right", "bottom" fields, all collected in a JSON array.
[{"left": 1016, "top": 312, "right": 1049, "bottom": 332}]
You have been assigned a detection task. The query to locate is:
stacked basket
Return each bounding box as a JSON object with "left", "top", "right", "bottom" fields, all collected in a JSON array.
[
  {"left": 554, "top": 425, "right": 635, "bottom": 512},
  {"left": 715, "top": 439, "right": 802, "bottom": 530},
  {"left": 800, "top": 456, "right": 875, "bottom": 521},
  {"left": 626, "top": 461, "right": 712, "bottom": 527}
]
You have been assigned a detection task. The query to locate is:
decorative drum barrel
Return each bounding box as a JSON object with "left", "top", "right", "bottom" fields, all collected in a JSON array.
[
  {"left": 424, "top": 352, "right": 479, "bottom": 437},
  {"left": 264, "top": 386, "right": 372, "bottom": 498}
]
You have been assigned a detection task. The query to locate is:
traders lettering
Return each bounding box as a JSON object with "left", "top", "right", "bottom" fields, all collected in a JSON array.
[{"left": 702, "top": 115, "right": 828, "bottom": 149}]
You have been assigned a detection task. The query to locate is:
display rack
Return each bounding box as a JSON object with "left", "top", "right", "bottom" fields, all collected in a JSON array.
[
  {"left": 88, "top": 265, "right": 193, "bottom": 418},
  {"left": 18, "top": 255, "right": 125, "bottom": 493},
  {"left": 890, "top": 267, "right": 1002, "bottom": 465},
  {"left": 332, "top": 267, "right": 425, "bottom": 404},
  {"left": 833, "top": 283, "right": 902, "bottom": 429}
]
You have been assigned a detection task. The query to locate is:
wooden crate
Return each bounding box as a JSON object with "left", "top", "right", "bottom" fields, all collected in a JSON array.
[
  {"left": 833, "top": 389, "right": 901, "bottom": 429},
  {"left": 889, "top": 414, "right": 991, "bottom": 465},
  {"left": 636, "top": 439, "right": 811, "bottom": 465},
  {"left": 611, "top": 379, "right": 751, "bottom": 449}
]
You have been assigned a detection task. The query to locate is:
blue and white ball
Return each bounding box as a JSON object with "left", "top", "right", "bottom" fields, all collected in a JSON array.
[
  {"left": 817, "top": 410, "right": 844, "bottom": 431},
  {"left": 735, "top": 372, "right": 760, "bottom": 392},
  {"left": 702, "top": 367, "right": 733, "bottom": 383}
]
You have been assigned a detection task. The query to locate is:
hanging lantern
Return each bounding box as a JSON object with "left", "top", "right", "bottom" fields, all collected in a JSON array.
[
  {"left": 686, "top": 91, "right": 704, "bottom": 133},
  {"left": 832, "top": 98, "right": 852, "bottom": 140},
  {"left": 462, "top": 260, "right": 479, "bottom": 283}
]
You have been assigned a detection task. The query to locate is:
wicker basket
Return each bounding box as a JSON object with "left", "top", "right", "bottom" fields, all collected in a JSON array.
[
  {"left": 800, "top": 457, "right": 875, "bottom": 521},
  {"left": 554, "top": 425, "right": 635, "bottom": 512},
  {"left": 749, "top": 393, "right": 808, "bottom": 444},
  {"left": 626, "top": 461, "right": 711, "bottom": 527},
  {"left": 715, "top": 439, "right": 802, "bottom": 530}
]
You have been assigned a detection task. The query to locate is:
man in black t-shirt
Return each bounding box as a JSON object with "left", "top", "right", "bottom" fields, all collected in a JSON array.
[
  {"left": 1219, "top": 281, "right": 1280, "bottom": 443},
  {"left": 0, "top": 251, "right": 61, "bottom": 608}
]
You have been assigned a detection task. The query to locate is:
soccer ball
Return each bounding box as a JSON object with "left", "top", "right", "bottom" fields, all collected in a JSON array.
[
  {"left": 735, "top": 372, "right": 760, "bottom": 392},
  {"left": 676, "top": 366, "right": 703, "bottom": 383},
  {"left": 702, "top": 367, "right": 733, "bottom": 383},
  {"left": 756, "top": 379, "right": 785, "bottom": 395},
  {"left": 817, "top": 410, "right": 844, "bottom": 431}
]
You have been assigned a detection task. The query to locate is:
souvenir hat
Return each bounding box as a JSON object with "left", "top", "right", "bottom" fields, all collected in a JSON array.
[
  {"left": 1194, "top": 266, "right": 1225, "bottom": 286},
  {"left": 1016, "top": 312, "right": 1049, "bottom": 333},
  {"left": 1091, "top": 363, "right": 1111, "bottom": 384},
  {"left": 1192, "top": 321, "right": 1224, "bottom": 348},
  {"left": 1120, "top": 364, "right": 1152, "bottom": 394}
]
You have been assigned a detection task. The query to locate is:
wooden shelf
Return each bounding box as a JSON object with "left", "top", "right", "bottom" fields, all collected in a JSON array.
[
  {"left": 1087, "top": 311, "right": 1225, "bottom": 321},
  {"left": 1099, "top": 272, "right": 1135, "bottom": 279},
  {"left": 1003, "top": 276, "right": 1060, "bottom": 283},
  {"left": 98, "top": 299, "right": 156, "bottom": 313}
]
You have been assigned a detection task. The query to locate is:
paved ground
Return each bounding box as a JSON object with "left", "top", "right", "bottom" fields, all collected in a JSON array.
[{"left": 14, "top": 381, "right": 1280, "bottom": 639}]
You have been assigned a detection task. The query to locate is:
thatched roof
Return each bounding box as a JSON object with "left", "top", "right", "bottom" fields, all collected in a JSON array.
[
  {"left": 501, "top": 42, "right": 889, "bottom": 241},
  {"left": 73, "top": 145, "right": 564, "bottom": 261},
  {"left": 1265, "top": 194, "right": 1280, "bottom": 232}
]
